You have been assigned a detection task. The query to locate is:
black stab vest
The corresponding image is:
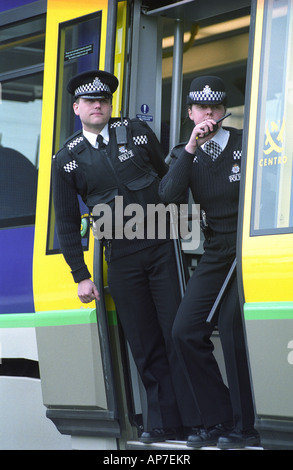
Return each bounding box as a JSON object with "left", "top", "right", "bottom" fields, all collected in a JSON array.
[{"left": 67, "top": 120, "right": 162, "bottom": 215}]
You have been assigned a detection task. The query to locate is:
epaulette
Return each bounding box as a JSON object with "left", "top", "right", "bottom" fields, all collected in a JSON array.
[
  {"left": 65, "top": 130, "right": 84, "bottom": 151},
  {"left": 109, "top": 117, "right": 129, "bottom": 129},
  {"left": 171, "top": 142, "right": 187, "bottom": 157},
  {"left": 164, "top": 142, "right": 187, "bottom": 165},
  {"left": 53, "top": 131, "right": 83, "bottom": 170},
  {"left": 64, "top": 129, "right": 83, "bottom": 145}
]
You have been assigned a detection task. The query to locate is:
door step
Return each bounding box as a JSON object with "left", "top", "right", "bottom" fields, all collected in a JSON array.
[{"left": 126, "top": 439, "right": 263, "bottom": 451}]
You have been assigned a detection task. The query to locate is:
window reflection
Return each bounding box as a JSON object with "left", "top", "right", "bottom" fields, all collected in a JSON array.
[
  {"left": 0, "top": 12, "right": 44, "bottom": 227},
  {"left": 0, "top": 75, "right": 42, "bottom": 226},
  {"left": 0, "top": 145, "right": 38, "bottom": 222},
  {"left": 0, "top": 16, "right": 45, "bottom": 74}
]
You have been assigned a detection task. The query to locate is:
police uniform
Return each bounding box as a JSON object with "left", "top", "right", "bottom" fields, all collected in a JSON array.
[
  {"left": 52, "top": 70, "right": 200, "bottom": 441},
  {"left": 159, "top": 76, "right": 260, "bottom": 449}
]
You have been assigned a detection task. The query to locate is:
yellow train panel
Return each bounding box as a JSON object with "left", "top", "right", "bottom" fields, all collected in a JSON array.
[
  {"left": 33, "top": 0, "right": 122, "bottom": 312},
  {"left": 242, "top": 0, "right": 293, "bottom": 303}
]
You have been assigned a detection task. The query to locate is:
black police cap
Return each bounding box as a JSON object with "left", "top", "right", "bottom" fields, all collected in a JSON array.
[
  {"left": 67, "top": 70, "right": 119, "bottom": 99},
  {"left": 187, "top": 75, "right": 227, "bottom": 105}
]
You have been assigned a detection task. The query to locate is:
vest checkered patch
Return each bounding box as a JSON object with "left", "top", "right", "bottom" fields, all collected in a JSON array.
[
  {"left": 64, "top": 160, "right": 78, "bottom": 173},
  {"left": 133, "top": 135, "right": 148, "bottom": 145},
  {"left": 233, "top": 150, "right": 241, "bottom": 160}
]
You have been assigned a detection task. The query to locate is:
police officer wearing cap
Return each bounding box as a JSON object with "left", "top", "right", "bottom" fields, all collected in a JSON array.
[
  {"left": 159, "top": 76, "right": 260, "bottom": 449},
  {"left": 52, "top": 70, "right": 200, "bottom": 443}
]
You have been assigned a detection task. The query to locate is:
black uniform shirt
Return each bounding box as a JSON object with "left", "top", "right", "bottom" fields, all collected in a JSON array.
[
  {"left": 159, "top": 127, "right": 242, "bottom": 234},
  {"left": 52, "top": 118, "right": 168, "bottom": 282}
]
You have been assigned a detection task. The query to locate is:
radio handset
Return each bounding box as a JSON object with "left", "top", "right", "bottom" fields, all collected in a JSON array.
[
  {"left": 115, "top": 112, "right": 128, "bottom": 144},
  {"left": 204, "top": 112, "right": 232, "bottom": 136}
]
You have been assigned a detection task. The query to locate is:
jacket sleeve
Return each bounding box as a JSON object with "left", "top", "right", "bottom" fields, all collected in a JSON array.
[
  {"left": 159, "top": 145, "right": 194, "bottom": 204},
  {"left": 51, "top": 151, "right": 91, "bottom": 283}
]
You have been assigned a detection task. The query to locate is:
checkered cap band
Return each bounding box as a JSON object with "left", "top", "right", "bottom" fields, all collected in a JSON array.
[
  {"left": 189, "top": 85, "right": 226, "bottom": 103},
  {"left": 75, "top": 77, "right": 111, "bottom": 97}
]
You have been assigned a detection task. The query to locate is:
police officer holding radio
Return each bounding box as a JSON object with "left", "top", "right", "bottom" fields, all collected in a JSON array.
[
  {"left": 52, "top": 69, "right": 199, "bottom": 443},
  {"left": 159, "top": 76, "right": 260, "bottom": 449}
]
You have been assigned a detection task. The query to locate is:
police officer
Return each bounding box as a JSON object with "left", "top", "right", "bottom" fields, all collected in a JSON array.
[
  {"left": 52, "top": 70, "right": 199, "bottom": 443},
  {"left": 159, "top": 76, "right": 260, "bottom": 449}
]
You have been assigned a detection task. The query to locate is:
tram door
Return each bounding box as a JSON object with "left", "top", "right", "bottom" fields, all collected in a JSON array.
[
  {"left": 240, "top": 0, "right": 293, "bottom": 449},
  {"left": 34, "top": 0, "right": 141, "bottom": 450},
  {"left": 138, "top": 0, "right": 251, "bottom": 389}
]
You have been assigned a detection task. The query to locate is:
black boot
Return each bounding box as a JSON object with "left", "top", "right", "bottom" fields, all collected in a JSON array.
[{"left": 139, "top": 427, "right": 177, "bottom": 443}]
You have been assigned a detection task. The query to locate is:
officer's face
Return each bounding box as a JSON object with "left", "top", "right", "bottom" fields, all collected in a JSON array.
[
  {"left": 73, "top": 97, "right": 113, "bottom": 133},
  {"left": 188, "top": 103, "right": 225, "bottom": 125}
]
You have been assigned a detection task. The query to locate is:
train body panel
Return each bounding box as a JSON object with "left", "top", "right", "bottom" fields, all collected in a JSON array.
[
  {"left": 0, "top": 312, "right": 72, "bottom": 449},
  {"left": 0, "top": 227, "right": 35, "bottom": 314},
  {"left": 240, "top": 0, "right": 293, "bottom": 448}
]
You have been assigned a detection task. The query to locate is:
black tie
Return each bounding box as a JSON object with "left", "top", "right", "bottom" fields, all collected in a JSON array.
[
  {"left": 97, "top": 134, "right": 106, "bottom": 149},
  {"left": 205, "top": 140, "right": 222, "bottom": 161}
]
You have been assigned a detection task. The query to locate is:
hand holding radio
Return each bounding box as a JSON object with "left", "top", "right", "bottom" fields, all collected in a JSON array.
[
  {"left": 185, "top": 113, "right": 231, "bottom": 155},
  {"left": 197, "top": 112, "right": 232, "bottom": 139},
  {"left": 204, "top": 112, "right": 232, "bottom": 136}
]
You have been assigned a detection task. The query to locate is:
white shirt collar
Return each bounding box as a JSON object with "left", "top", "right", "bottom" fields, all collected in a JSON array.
[
  {"left": 83, "top": 124, "right": 109, "bottom": 148},
  {"left": 202, "top": 126, "right": 229, "bottom": 151}
]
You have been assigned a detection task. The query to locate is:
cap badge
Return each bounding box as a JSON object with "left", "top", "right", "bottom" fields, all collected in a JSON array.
[
  {"left": 203, "top": 85, "right": 212, "bottom": 96},
  {"left": 93, "top": 77, "right": 103, "bottom": 88}
]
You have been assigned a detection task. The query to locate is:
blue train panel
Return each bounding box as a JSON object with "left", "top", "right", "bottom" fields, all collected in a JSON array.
[{"left": 0, "top": 226, "right": 35, "bottom": 314}]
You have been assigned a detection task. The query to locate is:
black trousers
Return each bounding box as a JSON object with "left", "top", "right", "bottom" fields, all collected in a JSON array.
[
  {"left": 107, "top": 241, "right": 200, "bottom": 430},
  {"left": 172, "top": 232, "right": 255, "bottom": 430}
]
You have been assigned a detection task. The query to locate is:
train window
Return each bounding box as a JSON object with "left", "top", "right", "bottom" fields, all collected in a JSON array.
[
  {"left": 0, "top": 15, "right": 45, "bottom": 74},
  {"left": 251, "top": 0, "right": 293, "bottom": 235},
  {"left": 47, "top": 11, "right": 102, "bottom": 253},
  {"left": 0, "top": 15, "right": 45, "bottom": 228},
  {"left": 52, "top": 12, "right": 102, "bottom": 153}
]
